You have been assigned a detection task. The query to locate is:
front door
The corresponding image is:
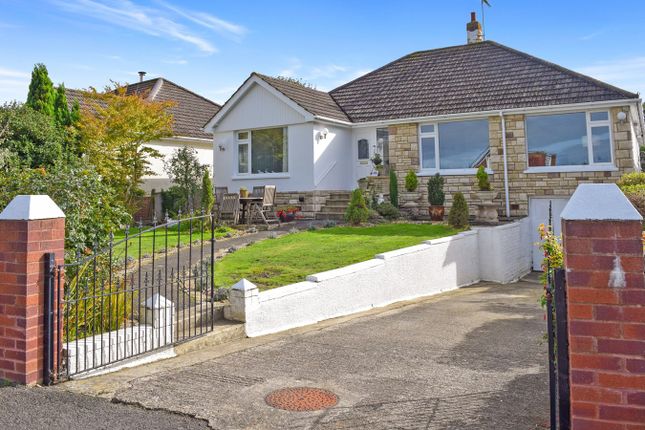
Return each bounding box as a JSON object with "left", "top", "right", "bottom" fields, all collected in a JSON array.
[
  {"left": 355, "top": 138, "right": 372, "bottom": 179},
  {"left": 529, "top": 197, "right": 570, "bottom": 270}
]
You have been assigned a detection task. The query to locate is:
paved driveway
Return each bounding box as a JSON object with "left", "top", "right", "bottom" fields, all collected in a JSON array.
[{"left": 57, "top": 278, "right": 549, "bottom": 429}]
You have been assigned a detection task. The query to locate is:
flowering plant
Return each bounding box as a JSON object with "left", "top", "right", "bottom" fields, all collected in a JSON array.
[{"left": 537, "top": 223, "right": 563, "bottom": 307}]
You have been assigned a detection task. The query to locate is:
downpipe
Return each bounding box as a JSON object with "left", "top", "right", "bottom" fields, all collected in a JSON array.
[{"left": 499, "top": 111, "right": 511, "bottom": 220}]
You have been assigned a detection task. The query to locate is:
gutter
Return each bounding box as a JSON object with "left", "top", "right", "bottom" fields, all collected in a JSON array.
[{"left": 499, "top": 111, "right": 511, "bottom": 220}]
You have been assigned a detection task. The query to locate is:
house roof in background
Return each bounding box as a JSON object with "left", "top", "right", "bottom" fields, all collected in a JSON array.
[
  {"left": 125, "top": 78, "right": 221, "bottom": 139},
  {"left": 66, "top": 78, "right": 221, "bottom": 139},
  {"left": 329, "top": 41, "right": 638, "bottom": 123}
]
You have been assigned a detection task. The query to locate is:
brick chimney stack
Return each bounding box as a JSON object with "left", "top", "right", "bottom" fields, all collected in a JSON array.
[{"left": 467, "top": 12, "right": 483, "bottom": 44}]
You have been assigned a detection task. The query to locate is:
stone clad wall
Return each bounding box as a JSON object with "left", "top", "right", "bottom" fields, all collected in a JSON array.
[{"left": 385, "top": 106, "right": 638, "bottom": 217}]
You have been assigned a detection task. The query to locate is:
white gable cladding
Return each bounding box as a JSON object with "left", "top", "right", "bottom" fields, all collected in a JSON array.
[{"left": 215, "top": 83, "right": 307, "bottom": 132}]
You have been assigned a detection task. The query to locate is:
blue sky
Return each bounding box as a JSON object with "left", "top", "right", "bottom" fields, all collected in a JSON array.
[{"left": 1, "top": 0, "right": 644, "bottom": 105}]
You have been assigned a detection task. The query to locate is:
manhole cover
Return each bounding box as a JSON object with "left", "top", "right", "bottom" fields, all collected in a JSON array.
[{"left": 265, "top": 387, "right": 338, "bottom": 411}]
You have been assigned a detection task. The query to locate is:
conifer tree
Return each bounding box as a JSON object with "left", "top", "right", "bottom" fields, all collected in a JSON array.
[{"left": 26, "top": 63, "right": 55, "bottom": 117}]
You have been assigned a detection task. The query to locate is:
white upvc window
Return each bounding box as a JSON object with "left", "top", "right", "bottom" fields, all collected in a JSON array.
[
  {"left": 235, "top": 127, "right": 289, "bottom": 176},
  {"left": 525, "top": 110, "right": 613, "bottom": 172},
  {"left": 418, "top": 119, "right": 490, "bottom": 175}
]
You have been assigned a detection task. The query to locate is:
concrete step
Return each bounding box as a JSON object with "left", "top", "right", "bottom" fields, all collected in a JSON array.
[
  {"left": 315, "top": 212, "right": 345, "bottom": 221},
  {"left": 321, "top": 204, "right": 348, "bottom": 212},
  {"left": 175, "top": 320, "right": 245, "bottom": 355},
  {"left": 325, "top": 199, "right": 350, "bottom": 205}
]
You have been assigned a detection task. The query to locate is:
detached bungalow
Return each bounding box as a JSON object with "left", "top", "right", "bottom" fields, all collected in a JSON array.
[{"left": 205, "top": 13, "right": 645, "bottom": 269}]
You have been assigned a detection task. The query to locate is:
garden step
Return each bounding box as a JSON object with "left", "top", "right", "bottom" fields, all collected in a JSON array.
[
  {"left": 321, "top": 204, "right": 349, "bottom": 212},
  {"left": 315, "top": 212, "right": 345, "bottom": 221}
]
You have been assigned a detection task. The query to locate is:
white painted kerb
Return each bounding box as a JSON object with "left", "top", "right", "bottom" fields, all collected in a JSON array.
[
  {"left": 0, "top": 195, "right": 65, "bottom": 220},
  {"left": 560, "top": 184, "right": 642, "bottom": 221}
]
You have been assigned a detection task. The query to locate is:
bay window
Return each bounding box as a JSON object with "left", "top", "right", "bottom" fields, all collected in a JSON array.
[
  {"left": 236, "top": 127, "right": 288, "bottom": 175},
  {"left": 419, "top": 119, "right": 489, "bottom": 172},
  {"left": 526, "top": 111, "right": 612, "bottom": 168}
]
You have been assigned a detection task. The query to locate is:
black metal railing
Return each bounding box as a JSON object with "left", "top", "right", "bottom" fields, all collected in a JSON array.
[
  {"left": 546, "top": 267, "right": 571, "bottom": 430},
  {"left": 44, "top": 211, "right": 218, "bottom": 384}
]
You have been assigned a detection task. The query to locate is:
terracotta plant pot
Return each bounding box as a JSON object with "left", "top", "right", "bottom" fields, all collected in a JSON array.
[
  {"left": 528, "top": 152, "right": 547, "bottom": 167},
  {"left": 429, "top": 205, "right": 445, "bottom": 221}
]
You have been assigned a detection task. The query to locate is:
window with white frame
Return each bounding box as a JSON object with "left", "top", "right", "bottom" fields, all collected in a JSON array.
[
  {"left": 419, "top": 119, "right": 489, "bottom": 171},
  {"left": 526, "top": 111, "right": 612, "bottom": 168},
  {"left": 236, "top": 127, "right": 288, "bottom": 175}
]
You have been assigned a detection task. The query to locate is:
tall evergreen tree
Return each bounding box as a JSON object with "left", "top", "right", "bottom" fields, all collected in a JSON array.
[
  {"left": 53, "top": 84, "right": 72, "bottom": 126},
  {"left": 26, "top": 63, "right": 55, "bottom": 117}
]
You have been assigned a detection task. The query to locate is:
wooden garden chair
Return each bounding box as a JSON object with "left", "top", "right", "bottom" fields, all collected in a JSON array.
[
  {"left": 213, "top": 187, "right": 228, "bottom": 220},
  {"left": 248, "top": 185, "right": 279, "bottom": 225},
  {"left": 219, "top": 193, "right": 240, "bottom": 225}
]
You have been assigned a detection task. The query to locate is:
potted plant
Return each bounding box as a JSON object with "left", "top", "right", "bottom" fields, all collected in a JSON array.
[
  {"left": 371, "top": 153, "right": 383, "bottom": 176},
  {"left": 239, "top": 187, "right": 249, "bottom": 198},
  {"left": 427, "top": 173, "right": 445, "bottom": 221},
  {"left": 528, "top": 151, "right": 547, "bottom": 167},
  {"left": 475, "top": 166, "right": 498, "bottom": 224},
  {"left": 404, "top": 170, "right": 418, "bottom": 192}
]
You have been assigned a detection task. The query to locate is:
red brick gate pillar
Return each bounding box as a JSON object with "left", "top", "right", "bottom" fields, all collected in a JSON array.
[
  {"left": 561, "top": 184, "right": 645, "bottom": 429},
  {"left": 0, "top": 195, "right": 65, "bottom": 385}
]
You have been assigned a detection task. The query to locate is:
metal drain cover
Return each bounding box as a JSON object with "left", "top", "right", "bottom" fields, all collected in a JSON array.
[{"left": 265, "top": 387, "right": 338, "bottom": 411}]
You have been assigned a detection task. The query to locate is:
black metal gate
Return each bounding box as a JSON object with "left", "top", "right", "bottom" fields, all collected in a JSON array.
[
  {"left": 43, "top": 212, "right": 218, "bottom": 384},
  {"left": 546, "top": 268, "right": 571, "bottom": 430}
]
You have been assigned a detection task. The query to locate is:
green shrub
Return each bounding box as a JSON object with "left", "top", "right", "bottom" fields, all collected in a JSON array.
[
  {"left": 404, "top": 170, "right": 418, "bottom": 192},
  {"left": 0, "top": 159, "right": 130, "bottom": 254},
  {"left": 427, "top": 173, "right": 445, "bottom": 206},
  {"left": 345, "top": 189, "right": 369, "bottom": 225},
  {"left": 618, "top": 172, "right": 645, "bottom": 187},
  {"left": 161, "top": 185, "right": 187, "bottom": 217},
  {"left": 389, "top": 170, "right": 398, "bottom": 207},
  {"left": 476, "top": 166, "right": 491, "bottom": 191},
  {"left": 448, "top": 192, "right": 469, "bottom": 229},
  {"left": 619, "top": 185, "right": 645, "bottom": 216},
  {"left": 376, "top": 202, "right": 400, "bottom": 220}
]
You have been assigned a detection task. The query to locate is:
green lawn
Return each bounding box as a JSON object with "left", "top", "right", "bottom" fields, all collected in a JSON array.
[
  {"left": 112, "top": 224, "right": 237, "bottom": 261},
  {"left": 214, "top": 223, "right": 459, "bottom": 290}
]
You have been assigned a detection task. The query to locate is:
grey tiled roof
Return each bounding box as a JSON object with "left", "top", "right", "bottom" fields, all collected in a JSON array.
[
  {"left": 125, "top": 79, "right": 220, "bottom": 139},
  {"left": 255, "top": 73, "right": 350, "bottom": 122},
  {"left": 329, "top": 41, "right": 637, "bottom": 123},
  {"left": 66, "top": 79, "right": 220, "bottom": 139}
]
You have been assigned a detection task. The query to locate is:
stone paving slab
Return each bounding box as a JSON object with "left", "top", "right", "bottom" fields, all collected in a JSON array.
[{"left": 63, "top": 279, "right": 549, "bottom": 429}]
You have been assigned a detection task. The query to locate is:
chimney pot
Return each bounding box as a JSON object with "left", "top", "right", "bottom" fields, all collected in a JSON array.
[
  {"left": 466, "top": 11, "right": 483, "bottom": 44},
  {"left": 138, "top": 71, "right": 146, "bottom": 82}
]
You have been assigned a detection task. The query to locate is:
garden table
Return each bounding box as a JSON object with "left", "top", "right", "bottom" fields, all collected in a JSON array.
[{"left": 239, "top": 196, "right": 263, "bottom": 224}]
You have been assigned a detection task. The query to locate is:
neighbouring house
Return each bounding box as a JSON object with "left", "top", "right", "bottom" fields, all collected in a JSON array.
[
  {"left": 66, "top": 75, "right": 221, "bottom": 194},
  {"left": 205, "top": 12, "right": 645, "bottom": 269}
]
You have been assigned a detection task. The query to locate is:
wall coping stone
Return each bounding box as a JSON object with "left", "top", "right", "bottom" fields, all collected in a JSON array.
[
  {"left": 0, "top": 195, "right": 65, "bottom": 220},
  {"left": 560, "top": 184, "right": 642, "bottom": 221}
]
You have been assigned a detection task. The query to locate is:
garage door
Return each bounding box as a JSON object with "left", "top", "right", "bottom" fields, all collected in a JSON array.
[{"left": 529, "top": 197, "right": 570, "bottom": 271}]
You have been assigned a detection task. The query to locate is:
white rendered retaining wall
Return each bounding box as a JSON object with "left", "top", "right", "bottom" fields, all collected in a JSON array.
[{"left": 230, "top": 219, "right": 532, "bottom": 337}]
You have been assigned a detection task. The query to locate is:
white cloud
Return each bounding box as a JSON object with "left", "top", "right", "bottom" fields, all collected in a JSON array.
[
  {"left": 157, "top": 0, "right": 246, "bottom": 41},
  {"left": 575, "top": 57, "right": 645, "bottom": 95},
  {"left": 0, "top": 67, "right": 29, "bottom": 79},
  {"left": 0, "top": 67, "right": 29, "bottom": 102},
  {"left": 51, "top": 0, "right": 221, "bottom": 54},
  {"left": 275, "top": 58, "right": 372, "bottom": 91},
  {"left": 163, "top": 59, "right": 188, "bottom": 65}
]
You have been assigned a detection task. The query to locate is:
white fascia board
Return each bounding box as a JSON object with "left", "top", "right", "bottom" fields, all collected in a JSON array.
[
  {"left": 313, "top": 115, "right": 354, "bottom": 127},
  {"left": 148, "top": 78, "right": 164, "bottom": 101},
  {"left": 350, "top": 99, "right": 641, "bottom": 129},
  {"left": 159, "top": 136, "right": 213, "bottom": 144},
  {"left": 205, "top": 75, "right": 314, "bottom": 132}
]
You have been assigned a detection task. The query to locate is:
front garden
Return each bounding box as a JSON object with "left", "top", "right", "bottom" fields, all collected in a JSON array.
[{"left": 214, "top": 223, "right": 459, "bottom": 290}]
